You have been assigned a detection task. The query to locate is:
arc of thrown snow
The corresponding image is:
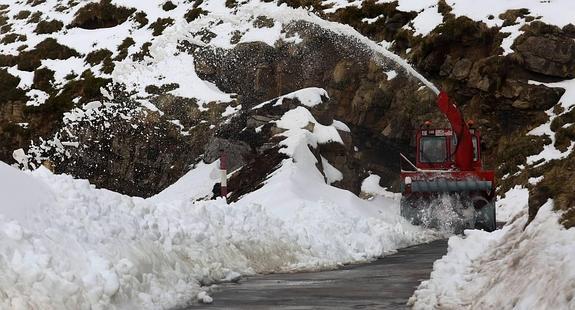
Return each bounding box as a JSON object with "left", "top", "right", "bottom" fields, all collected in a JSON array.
[{"left": 248, "top": 4, "right": 441, "bottom": 96}]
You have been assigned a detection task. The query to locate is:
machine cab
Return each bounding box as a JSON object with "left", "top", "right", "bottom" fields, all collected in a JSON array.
[{"left": 415, "top": 128, "right": 482, "bottom": 170}]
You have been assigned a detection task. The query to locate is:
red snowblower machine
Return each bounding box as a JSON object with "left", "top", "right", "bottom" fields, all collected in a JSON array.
[{"left": 400, "top": 91, "right": 496, "bottom": 232}]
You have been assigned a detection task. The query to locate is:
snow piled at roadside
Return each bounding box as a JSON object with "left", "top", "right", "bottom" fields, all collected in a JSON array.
[
  {"left": 409, "top": 200, "right": 575, "bottom": 309},
  {"left": 496, "top": 186, "right": 529, "bottom": 222},
  {"left": 0, "top": 101, "right": 438, "bottom": 309}
]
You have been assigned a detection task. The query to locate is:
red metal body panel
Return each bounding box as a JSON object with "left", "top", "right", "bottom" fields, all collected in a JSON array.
[{"left": 437, "top": 91, "right": 474, "bottom": 171}]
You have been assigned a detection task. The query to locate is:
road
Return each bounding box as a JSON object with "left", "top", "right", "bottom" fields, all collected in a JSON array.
[{"left": 188, "top": 239, "right": 448, "bottom": 310}]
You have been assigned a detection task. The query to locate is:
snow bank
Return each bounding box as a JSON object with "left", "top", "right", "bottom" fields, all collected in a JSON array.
[
  {"left": 0, "top": 101, "right": 438, "bottom": 309},
  {"left": 0, "top": 162, "right": 54, "bottom": 224},
  {"left": 496, "top": 186, "right": 529, "bottom": 222},
  {"left": 409, "top": 200, "right": 575, "bottom": 309}
]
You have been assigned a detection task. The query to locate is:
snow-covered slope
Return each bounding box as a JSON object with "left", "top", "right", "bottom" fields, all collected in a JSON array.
[{"left": 0, "top": 98, "right": 439, "bottom": 309}]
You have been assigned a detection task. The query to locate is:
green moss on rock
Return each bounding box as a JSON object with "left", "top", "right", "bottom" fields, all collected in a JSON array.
[
  {"left": 132, "top": 11, "right": 148, "bottom": 28},
  {"left": 0, "top": 69, "right": 27, "bottom": 104},
  {"left": 32, "top": 67, "right": 55, "bottom": 92},
  {"left": 114, "top": 37, "right": 135, "bottom": 61},
  {"left": 1, "top": 33, "right": 27, "bottom": 44},
  {"left": 131, "top": 42, "right": 152, "bottom": 61},
  {"left": 27, "top": 11, "right": 42, "bottom": 24},
  {"left": 35, "top": 19, "right": 64, "bottom": 34},
  {"left": 149, "top": 17, "right": 173, "bottom": 36},
  {"left": 15, "top": 38, "right": 80, "bottom": 71},
  {"left": 162, "top": 1, "right": 177, "bottom": 11},
  {"left": 70, "top": 0, "right": 135, "bottom": 29},
  {"left": 85, "top": 49, "right": 113, "bottom": 65},
  {"left": 15, "top": 10, "right": 31, "bottom": 20},
  {"left": 145, "top": 83, "right": 180, "bottom": 95},
  {"left": 184, "top": 8, "right": 206, "bottom": 23}
]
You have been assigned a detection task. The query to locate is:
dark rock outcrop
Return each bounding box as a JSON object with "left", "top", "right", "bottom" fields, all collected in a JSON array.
[{"left": 514, "top": 22, "right": 575, "bottom": 78}]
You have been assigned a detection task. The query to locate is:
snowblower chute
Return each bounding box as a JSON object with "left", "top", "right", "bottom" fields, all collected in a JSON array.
[{"left": 400, "top": 91, "right": 496, "bottom": 232}]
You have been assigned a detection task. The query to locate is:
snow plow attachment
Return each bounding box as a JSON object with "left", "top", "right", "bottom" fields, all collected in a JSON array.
[{"left": 400, "top": 170, "right": 496, "bottom": 232}]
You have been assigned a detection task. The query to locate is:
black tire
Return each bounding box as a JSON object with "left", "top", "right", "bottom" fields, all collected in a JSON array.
[{"left": 475, "top": 201, "right": 496, "bottom": 232}]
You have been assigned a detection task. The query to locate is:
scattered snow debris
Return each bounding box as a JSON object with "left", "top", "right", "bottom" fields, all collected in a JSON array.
[
  {"left": 139, "top": 100, "right": 163, "bottom": 115},
  {"left": 332, "top": 120, "right": 351, "bottom": 132},
  {"left": 222, "top": 105, "right": 242, "bottom": 117},
  {"left": 321, "top": 156, "right": 343, "bottom": 184},
  {"left": 361, "top": 174, "right": 399, "bottom": 199},
  {"left": 100, "top": 87, "right": 114, "bottom": 100},
  {"left": 7, "top": 66, "right": 33, "bottom": 89},
  {"left": 385, "top": 70, "right": 397, "bottom": 80},
  {"left": 197, "top": 291, "right": 213, "bottom": 304},
  {"left": 83, "top": 101, "right": 103, "bottom": 111},
  {"left": 26, "top": 89, "right": 50, "bottom": 106},
  {"left": 169, "top": 119, "right": 185, "bottom": 130},
  {"left": 221, "top": 271, "right": 242, "bottom": 283},
  {"left": 281, "top": 31, "right": 304, "bottom": 44},
  {"left": 362, "top": 17, "right": 380, "bottom": 24},
  {"left": 409, "top": 4, "right": 443, "bottom": 36},
  {"left": 378, "top": 40, "right": 392, "bottom": 49},
  {"left": 255, "top": 125, "right": 264, "bottom": 133},
  {"left": 410, "top": 200, "right": 575, "bottom": 310},
  {"left": 500, "top": 19, "right": 526, "bottom": 55},
  {"left": 496, "top": 186, "right": 529, "bottom": 222},
  {"left": 17, "top": 123, "right": 29, "bottom": 129},
  {"left": 12, "top": 149, "right": 30, "bottom": 170},
  {"left": 253, "top": 87, "right": 328, "bottom": 110},
  {"left": 528, "top": 176, "right": 544, "bottom": 186},
  {"left": 283, "top": 88, "right": 329, "bottom": 107}
]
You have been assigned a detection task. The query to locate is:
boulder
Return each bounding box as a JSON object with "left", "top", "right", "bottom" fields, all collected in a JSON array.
[{"left": 515, "top": 35, "right": 575, "bottom": 78}]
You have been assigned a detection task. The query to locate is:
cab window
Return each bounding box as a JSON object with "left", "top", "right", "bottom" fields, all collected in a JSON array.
[
  {"left": 420, "top": 136, "right": 447, "bottom": 163},
  {"left": 472, "top": 136, "right": 478, "bottom": 161}
]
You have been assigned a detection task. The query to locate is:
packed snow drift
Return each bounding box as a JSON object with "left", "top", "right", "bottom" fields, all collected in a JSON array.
[
  {"left": 409, "top": 200, "right": 575, "bottom": 309},
  {"left": 0, "top": 97, "right": 439, "bottom": 309}
]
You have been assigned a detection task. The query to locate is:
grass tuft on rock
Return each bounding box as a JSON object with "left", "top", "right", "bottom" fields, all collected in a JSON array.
[{"left": 70, "top": 0, "right": 135, "bottom": 29}]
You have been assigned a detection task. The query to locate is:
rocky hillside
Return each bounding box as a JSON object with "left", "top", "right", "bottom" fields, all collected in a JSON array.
[{"left": 1, "top": 0, "right": 574, "bottom": 227}]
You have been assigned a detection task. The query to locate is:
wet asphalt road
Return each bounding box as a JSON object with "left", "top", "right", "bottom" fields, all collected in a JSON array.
[{"left": 188, "top": 239, "right": 448, "bottom": 310}]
